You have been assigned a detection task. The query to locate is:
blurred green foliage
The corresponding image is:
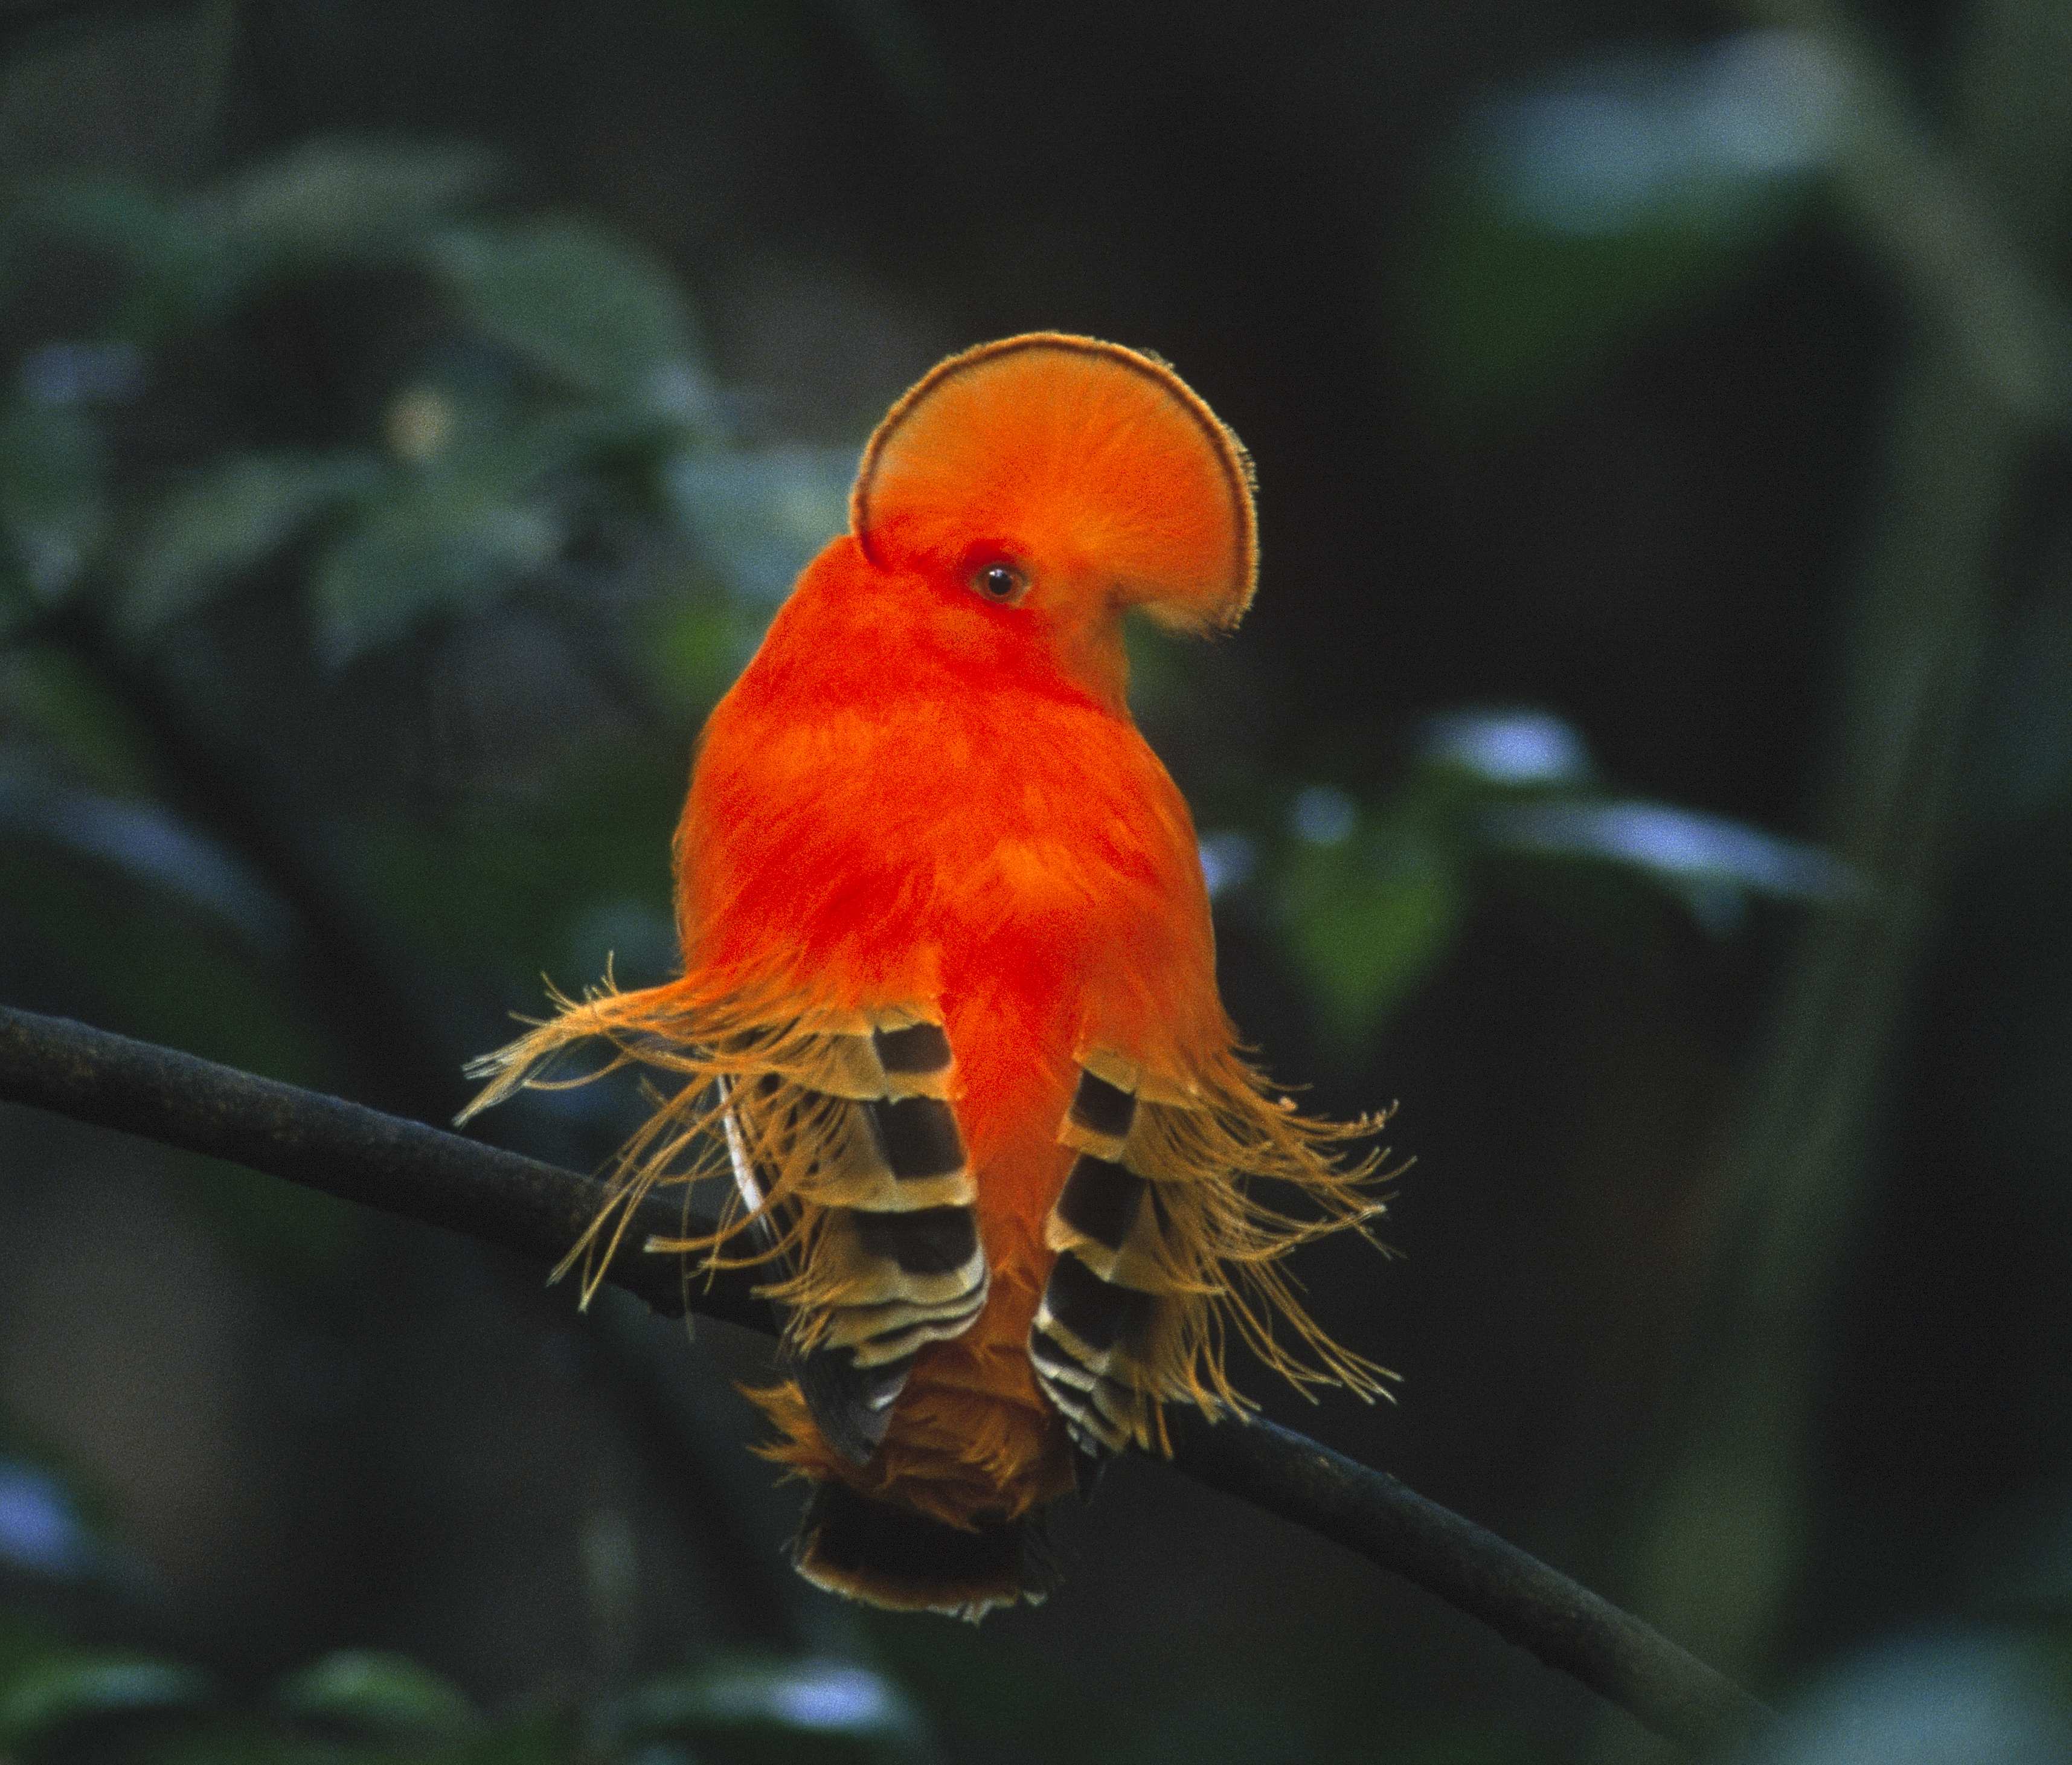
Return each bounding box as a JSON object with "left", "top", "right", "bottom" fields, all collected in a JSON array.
[
  {"left": 1404, "top": 32, "right": 1838, "bottom": 432},
  {"left": 1256, "top": 709, "right": 1852, "bottom": 1055},
  {"left": 2, "top": 139, "right": 736, "bottom": 661},
  {"left": 0, "top": 97, "right": 1865, "bottom": 1765},
  {"left": 0, "top": 121, "right": 1846, "bottom": 1081},
  {"left": 2, "top": 4, "right": 2068, "bottom": 1763},
  {"left": 0, "top": 1574, "right": 931, "bottom": 1765},
  {"left": 0, "top": 42, "right": 1876, "bottom": 1762},
  {"left": 0, "top": 1435, "right": 931, "bottom": 1763}
]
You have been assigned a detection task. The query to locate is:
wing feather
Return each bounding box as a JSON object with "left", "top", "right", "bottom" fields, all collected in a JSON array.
[{"left": 719, "top": 1012, "right": 989, "bottom": 1465}]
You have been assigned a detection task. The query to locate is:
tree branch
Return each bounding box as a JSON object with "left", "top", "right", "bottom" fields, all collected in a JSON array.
[
  {"left": 1167, "top": 1414, "right": 1769, "bottom": 1755},
  {"left": 0, "top": 1003, "right": 1772, "bottom": 1758}
]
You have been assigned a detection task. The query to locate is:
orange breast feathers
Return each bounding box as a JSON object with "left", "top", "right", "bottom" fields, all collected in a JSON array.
[
  {"left": 682, "top": 534, "right": 1228, "bottom": 1120},
  {"left": 464, "top": 334, "right": 1393, "bottom": 1621}
]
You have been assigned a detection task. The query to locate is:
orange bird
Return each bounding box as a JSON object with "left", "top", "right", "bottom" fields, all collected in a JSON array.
[{"left": 466, "top": 333, "right": 1391, "bottom": 1618}]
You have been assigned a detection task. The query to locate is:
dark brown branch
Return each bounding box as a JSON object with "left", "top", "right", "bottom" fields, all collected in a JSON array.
[
  {"left": 33, "top": 600, "right": 476, "bottom": 1120},
  {"left": 0, "top": 1001, "right": 761, "bottom": 1329},
  {"left": 1166, "top": 1412, "right": 1769, "bottom": 1754},
  {"left": 0, "top": 1003, "right": 1772, "bottom": 1758}
]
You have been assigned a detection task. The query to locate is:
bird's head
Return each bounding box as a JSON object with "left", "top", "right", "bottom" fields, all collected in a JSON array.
[{"left": 848, "top": 333, "right": 1257, "bottom": 709}]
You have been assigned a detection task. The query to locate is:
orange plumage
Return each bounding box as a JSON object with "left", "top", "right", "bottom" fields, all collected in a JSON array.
[{"left": 466, "top": 335, "right": 1390, "bottom": 1618}]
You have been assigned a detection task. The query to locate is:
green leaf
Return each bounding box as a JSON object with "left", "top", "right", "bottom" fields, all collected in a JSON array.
[
  {"left": 0, "top": 1612, "right": 64, "bottom": 1682},
  {"left": 313, "top": 494, "right": 556, "bottom": 664},
  {"left": 435, "top": 1710, "right": 573, "bottom": 1765},
  {"left": 0, "top": 396, "right": 106, "bottom": 622},
  {"left": 1280, "top": 818, "right": 1466, "bottom": 1047},
  {"left": 0, "top": 1651, "right": 211, "bottom": 1749},
  {"left": 7, "top": 176, "right": 202, "bottom": 291},
  {"left": 0, "top": 647, "right": 156, "bottom": 794},
  {"left": 123, "top": 1713, "right": 351, "bottom": 1765},
  {"left": 119, "top": 450, "right": 386, "bottom": 638},
  {"left": 633, "top": 593, "right": 763, "bottom": 716},
  {"left": 11, "top": 145, "right": 492, "bottom": 340},
  {"left": 433, "top": 219, "right": 710, "bottom": 415},
  {"left": 1404, "top": 31, "right": 1838, "bottom": 430},
  {"left": 131, "top": 449, "right": 380, "bottom": 617},
  {"left": 308, "top": 413, "right": 633, "bottom": 663},
  {"left": 346, "top": 748, "right": 682, "bottom": 991},
  {"left": 204, "top": 138, "right": 500, "bottom": 281},
  {"left": 13, "top": 142, "right": 492, "bottom": 339},
  {"left": 276, "top": 1649, "right": 476, "bottom": 1739}
]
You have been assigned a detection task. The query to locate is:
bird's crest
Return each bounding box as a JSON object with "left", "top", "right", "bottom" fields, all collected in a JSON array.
[{"left": 851, "top": 332, "right": 1258, "bottom": 633}]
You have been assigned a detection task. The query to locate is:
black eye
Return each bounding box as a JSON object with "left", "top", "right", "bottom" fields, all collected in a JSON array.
[{"left": 972, "top": 562, "right": 1026, "bottom": 604}]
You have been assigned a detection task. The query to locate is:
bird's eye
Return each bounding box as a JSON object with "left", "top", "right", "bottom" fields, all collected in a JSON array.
[{"left": 970, "top": 562, "right": 1027, "bottom": 605}]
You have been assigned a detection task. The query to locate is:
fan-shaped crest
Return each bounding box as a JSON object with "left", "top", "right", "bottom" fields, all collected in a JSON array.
[{"left": 852, "top": 333, "right": 1257, "bottom": 632}]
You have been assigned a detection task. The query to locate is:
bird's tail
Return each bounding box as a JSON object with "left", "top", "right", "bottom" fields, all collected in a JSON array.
[{"left": 789, "top": 1480, "right": 1056, "bottom": 1622}]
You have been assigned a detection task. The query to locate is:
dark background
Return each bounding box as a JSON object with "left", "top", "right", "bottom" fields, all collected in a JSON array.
[{"left": 2, "top": 1, "right": 2070, "bottom": 1760}]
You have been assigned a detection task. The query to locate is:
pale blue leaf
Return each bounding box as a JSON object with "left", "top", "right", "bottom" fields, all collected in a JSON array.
[
  {"left": 18, "top": 341, "right": 147, "bottom": 408},
  {"left": 0, "top": 1459, "right": 97, "bottom": 1581},
  {"left": 1481, "top": 799, "right": 1858, "bottom": 904},
  {"left": 1473, "top": 33, "right": 1838, "bottom": 239},
  {"left": 1198, "top": 829, "right": 1259, "bottom": 899},
  {"left": 1417, "top": 708, "right": 1596, "bottom": 789},
  {"left": 628, "top": 1654, "right": 926, "bottom": 1758},
  {"left": 1743, "top": 1631, "right": 2072, "bottom": 1765},
  {"left": 1407, "top": 30, "right": 1843, "bottom": 424},
  {"left": 1290, "top": 784, "right": 1358, "bottom": 847},
  {"left": 0, "top": 765, "right": 293, "bottom": 950}
]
